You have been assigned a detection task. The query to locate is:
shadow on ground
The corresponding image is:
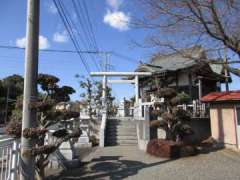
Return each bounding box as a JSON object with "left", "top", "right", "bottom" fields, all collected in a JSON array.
[{"left": 46, "top": 155, "right": 174, "bottom": 180}]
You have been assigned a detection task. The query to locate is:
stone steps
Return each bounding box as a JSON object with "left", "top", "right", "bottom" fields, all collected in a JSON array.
[
  {"left": 107, "top": 135, "right": 137, "bottom": 140},
  {"left": 106, "top": 127, "right": 136, "bottom": 132},
  {"left": 106, "top": 130, "right": 137, "bottom": 136},
  {"left": 106, "top": 142, "right": 137, "bottom": 146},
  {"left": 105, "top": 119, "right": 137, "bottom": 146}
]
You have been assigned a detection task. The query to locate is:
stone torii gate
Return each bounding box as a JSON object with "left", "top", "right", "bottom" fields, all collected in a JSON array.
[
  {"left": 90, "top": 71, "right": 152, "bottom": 147},
  {"left": 91, "top": 72, "right": 152, "bottom": 104}
]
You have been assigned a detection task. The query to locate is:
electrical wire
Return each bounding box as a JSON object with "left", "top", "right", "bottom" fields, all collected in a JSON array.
[
  {"left": 0, "top": 45, "right": 108, "bottom": 54},
  {"left": 0, "top": 45, "right": 139, "bottom": 64},
  {"left": 71, "top": 0, "right": 101, "bottom": 71},
  {"left": 54, "top": 0, "right": 91, "bottom": 74}
]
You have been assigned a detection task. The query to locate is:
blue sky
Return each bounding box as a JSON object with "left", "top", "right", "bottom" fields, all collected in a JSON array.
[{"left": 0, "top": 0, "right": 239, "bottom": 102}]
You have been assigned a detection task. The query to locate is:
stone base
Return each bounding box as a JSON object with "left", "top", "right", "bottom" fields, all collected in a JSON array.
[
  {"left": 48, "top": 154, "right": 63, "bottom": 170},
  {"left": 138, "top": 139, "right": 149, "bottom": 151},
  {"left": 224, "top": 143, "right": 239, "bottom": 150},
  {"left": 59, "top": 141, "right": 74, "bottom": 160},
  {"left": 147, "top": 139, "right": 182, "bottom": 158},
  {"left": 74, "top": 142, "right": 92, "bottom": 148}
]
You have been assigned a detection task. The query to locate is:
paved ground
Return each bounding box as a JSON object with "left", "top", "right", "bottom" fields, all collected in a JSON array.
[{"left": 49, "top": 146, "right": 240, "bottom": 180}]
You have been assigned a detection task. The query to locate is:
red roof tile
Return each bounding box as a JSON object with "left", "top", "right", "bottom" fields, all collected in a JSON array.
[{"left": 201, "top": 91, "right": 240, "bottom": 102}]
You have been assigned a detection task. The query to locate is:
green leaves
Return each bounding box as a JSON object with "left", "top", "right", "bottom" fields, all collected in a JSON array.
[
  {"left": 38, "top": 74, "right": 60, "bottom": 92},
  {"left": 5, "top": 121, "right": 22, "bottom": 138},
  {"left": 37, "top": 73, "right": 75, "bottom": 103},
  {"left": 172, "top": 108, "right": 191, "bottom": 122},
  {"left": 23, "top": 128, "right": 48, "bottom": 139},
  {"left": 53, "top": 86, "right": 75, "bottom": 102},
  {"left": 152, "top": 86, "right": 193, "bottom": 142},
  {"left": 76, "top": 76, "right": 116, "bottom": 117}
]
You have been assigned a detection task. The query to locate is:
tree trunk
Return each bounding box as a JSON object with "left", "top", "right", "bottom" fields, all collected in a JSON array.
[
  {"left": 36, "top": 134, "right": 46, "bottom": 180},
  {"left": 165, "top": 128, "right": 172, "bottom": 140}
]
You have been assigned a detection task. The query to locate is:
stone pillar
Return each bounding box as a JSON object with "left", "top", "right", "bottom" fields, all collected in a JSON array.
[
  {"left": 143, "top": 106, "right": 150, "bottom": 141},
  {"left": 100, "top": 75, "right": 107, "bottom": 147},
  {"left": 135, "top": 75, "right": 139, "bottom": 105}
]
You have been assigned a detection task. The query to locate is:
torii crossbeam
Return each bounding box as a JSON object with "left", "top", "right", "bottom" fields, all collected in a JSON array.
[{"left": 91, "top": 72, "right": 152, "bottom": 104}]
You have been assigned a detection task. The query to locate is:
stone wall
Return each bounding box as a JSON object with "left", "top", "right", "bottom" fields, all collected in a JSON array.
[
  {"left": 81, "top": 118, "right": 101, "bottom": 138},
  {"left": 184, "top": 118, "right": 211, "bottom": 144},
  {"left": 150, "top": 118, "right": 211, "bottom": 144}
]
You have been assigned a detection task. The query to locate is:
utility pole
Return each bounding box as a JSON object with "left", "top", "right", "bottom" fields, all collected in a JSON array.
[
  {"left": 99, "top": 54, "right": 108, "bottom": 147},
  {"left": 20, "top": 0, "right": 40, "bottom": 180},
  {"left": 102, "top": 53, "right": 109, "bottom": 108}
]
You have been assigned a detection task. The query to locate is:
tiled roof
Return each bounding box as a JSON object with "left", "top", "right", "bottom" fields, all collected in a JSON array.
[
  {"left": 201, "top": 91, "right": 240, "bottom": 102},
  {"left": 209, "top": 64, "right": 223, "bottom": 75},
  {"left": 149, "top": 47, "right": 203, "bottom": 72},
  {"left": 136, "top": 46, "right": 207, "bottom": 73}
]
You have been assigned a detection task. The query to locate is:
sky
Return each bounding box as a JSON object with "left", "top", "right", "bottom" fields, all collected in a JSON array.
[{"left": 0, "top": 0, "right": 239, "bottom": 102}]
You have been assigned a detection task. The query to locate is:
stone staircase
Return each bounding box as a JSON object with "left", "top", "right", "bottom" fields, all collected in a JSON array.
[{"left": 105, "top": 119, "right": 138, "bottom": 146}]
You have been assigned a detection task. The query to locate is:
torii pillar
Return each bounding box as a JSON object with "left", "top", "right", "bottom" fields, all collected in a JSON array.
[{"left": 135, "top": 75, "right": 139, "bottom": 104}]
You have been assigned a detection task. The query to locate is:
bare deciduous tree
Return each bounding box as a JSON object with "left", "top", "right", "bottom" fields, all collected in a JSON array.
[{"left": 136, "top": 0, "right": 240, "bottom": 75}]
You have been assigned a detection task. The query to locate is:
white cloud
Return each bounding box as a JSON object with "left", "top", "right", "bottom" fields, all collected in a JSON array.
[
  {"left": 16, "top": 35, "right": 50, "bottom": 50},
  {"left": 38, "top": 36, "right": 50, "bottom": 49},
  {"left": 48, "top": 3, "right": 57, "bottom": 14},
  {"left": 53, "top": 31, "right": 69, "bottom": 43},
  {"left": 106, "top": 0, "right": 122, "bottom": 10},
  {"left": 16, "top": 38, "right": 26, "bottom": 48},
  {"left": 103, "top": 10, "right": 130, "bottom": 31}
]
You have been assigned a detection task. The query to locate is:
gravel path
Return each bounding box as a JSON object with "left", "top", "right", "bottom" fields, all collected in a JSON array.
[{"left": 50, "top": 146, "right": 240, "bottom": 180}]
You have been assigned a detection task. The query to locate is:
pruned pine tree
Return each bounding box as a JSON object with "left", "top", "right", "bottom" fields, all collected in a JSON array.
[
  {"left": 150, "top": 79, "right": 193, "bottom": 142},
  {"left": 6, "top": 73, "right": 81, "bottom": 180}
]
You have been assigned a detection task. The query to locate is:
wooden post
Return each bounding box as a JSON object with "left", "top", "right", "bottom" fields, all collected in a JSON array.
[
  {"left": 175, "top": 71, "right": 179, "bottom": 91},
  {"left": 224, "top": 47, "right": 229, "bottom": 91},
  {"left": 188, "top": 73, "right": 193, "bottom": 100},
  {"left": 198, "top": 76, "right": 202, "bottom": 100}
]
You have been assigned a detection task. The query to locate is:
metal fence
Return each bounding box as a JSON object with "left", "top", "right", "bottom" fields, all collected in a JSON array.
[
  {"left": 0, "top": 138, "right": 19, "bottom": 180},
  {"left": 177, "top": 100, "right": 208, "bottom": 118}
]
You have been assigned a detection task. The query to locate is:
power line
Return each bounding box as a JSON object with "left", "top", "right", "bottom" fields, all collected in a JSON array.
[
  {"left": 71, "top": 0, "right": 101, "bottom": 71},
  {"left": 72, "top": 0, "right": 97, "bottom": 51},
  {"left": 111, "top": 52, "right": 140, "bottom": 64},
  {"left": 0, "top": 45, "right": 109, "bottom": 54},
  {"left": 56, "top": 0, "right": 91, "bottom": 74},
  {"left": 0, "top": 45, "right": 139, "bottom": 64},
  {"left": 81, "top": 0, "right": 102, "bottom": 70},
  {"left": 81, "top": 0, "right": 99, "bottom": 51}
]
